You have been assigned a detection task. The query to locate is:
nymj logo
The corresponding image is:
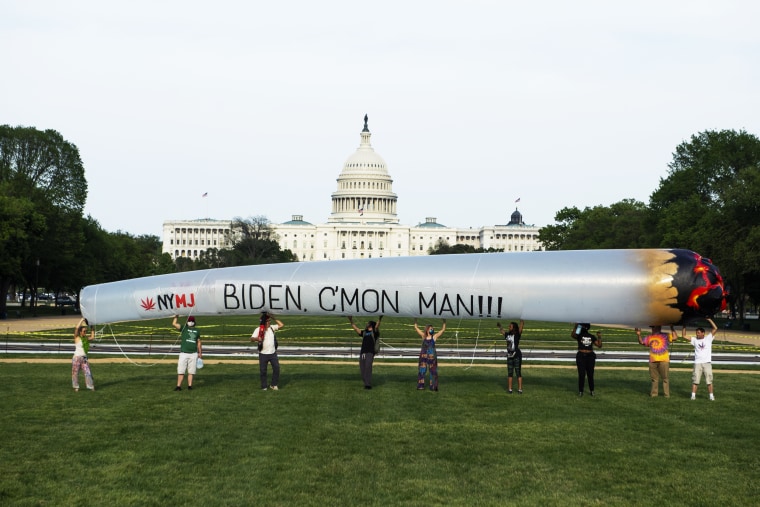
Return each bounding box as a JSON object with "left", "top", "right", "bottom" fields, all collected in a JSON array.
[{"left": 141, "top": 293, "right": 196, "bottom": 311}]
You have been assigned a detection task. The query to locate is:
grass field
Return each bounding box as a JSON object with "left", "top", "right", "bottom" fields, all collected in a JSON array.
[
  {"left": 5, "top": 315, "right": 759, "bottom": 357},
  {"left": 2, "top": 359, "right": 759, "bottom": 506}
]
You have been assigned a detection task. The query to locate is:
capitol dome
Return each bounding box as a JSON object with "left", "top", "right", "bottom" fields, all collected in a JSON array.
[
  {"left": 329, "top": 115, "right": 398, "bottom": 224},
  {"left": 340, "top": 117, "right": 389, "bottom": 176}
]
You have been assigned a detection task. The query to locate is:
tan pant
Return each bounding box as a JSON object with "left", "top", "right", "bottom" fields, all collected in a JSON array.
[{"left": 649, "top": 361, "right": 670, "bottom": 397}]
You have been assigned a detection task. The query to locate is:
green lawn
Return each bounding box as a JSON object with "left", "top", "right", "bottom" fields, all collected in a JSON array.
[
  {"left": 1, "top": 360, "right": 758, "bottom": 506},
  {"left": 6, "top": 315, "right": 758, "bottom": 357}
]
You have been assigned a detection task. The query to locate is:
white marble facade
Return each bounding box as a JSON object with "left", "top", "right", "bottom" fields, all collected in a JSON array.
[{"left": 162, "top": 116, "right": 541, "bottom": 261}]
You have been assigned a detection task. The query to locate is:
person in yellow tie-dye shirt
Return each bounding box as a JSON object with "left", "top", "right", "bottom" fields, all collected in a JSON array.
[{"left": 635, "top": 325, "right": 676, "bottom": 398}]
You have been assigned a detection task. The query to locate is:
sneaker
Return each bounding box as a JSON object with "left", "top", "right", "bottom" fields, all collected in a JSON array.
[
  {"left": 174, "top": 386, "right": 181, "bottom": 391},
  {"left": 364, "top": 386, "right": 372, "bottom": 390},
  {"left": 271, "top": 386, "right": 279, "bottom": 391},
  {"left": 578, "top": 392, "right": 583, "bottom": 397},
  {"left": 709, "top": 395, "right": 715, "bottom": 401},
  {"left": 187, "top": 386, "right": 193, "bottom": 390},
  {"left": 262, "top": 387, "right": 268, "bottom": 391},
  {"left": 508, "top": 389, "right": 513, "bottom": 394},
  {"left": 590, "top": 391, "right": 594, "bottom": 397},
  {"left": 691, "top": 395, "right": 696, "bottom": 400},
  {"left": 518, "top": 390, "right": 523, "bottom": 395}
]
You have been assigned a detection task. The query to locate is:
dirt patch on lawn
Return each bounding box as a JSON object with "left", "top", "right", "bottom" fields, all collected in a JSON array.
[{"left": 1, "top": 315, "right": 83, "bottom": 334}]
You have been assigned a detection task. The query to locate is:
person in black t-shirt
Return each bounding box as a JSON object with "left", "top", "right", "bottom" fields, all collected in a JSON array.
[
  {"left": 572, "top": 323, "right": 602, "bottom": 397},
  {"left": 349, "top": 315, "right": 382, "bottom": 389},
  {"left": 497, "top": 320, "right": 525, "bottom": 394}
]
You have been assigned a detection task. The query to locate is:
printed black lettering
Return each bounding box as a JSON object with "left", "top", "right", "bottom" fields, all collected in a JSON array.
[
  {"left": 285, "top": 285, "right": 302, "bottom": 311},
  {"left": 456, "top": 294, "right": 474, "bottom": 317},
  {"left": 157, "top": 293, "right": 174, "bottom": 311},
  {"left": 268, "top": 284, "right": 283, "bottom": 310},
  {"left": 439, "top": 294, "right": 454, "bottom": 316},
  {"left": 223, "top": 284, "right": 240, "bottom": 310},
  {"left": 419, "top": 292, "right": 436, "bottom": 314},
  {"left": 381, "top": 290, "right": 399, "bottom": 314},
  {"left": 318, "top": 286, "right": 338, "bottom": 311},
  {"left": 341, "top": 288, "right": 360, "bottom": 313},
  {"left": 361, "top": 289, "right": 379, "bottom": 313},
  {"left": 247, "top": 284, "right": 266, "bottom": 310}
]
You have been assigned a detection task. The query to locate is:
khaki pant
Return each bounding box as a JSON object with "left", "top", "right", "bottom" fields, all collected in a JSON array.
[{"left": 649, "top": 361, "right": 670, "bottom": 397}]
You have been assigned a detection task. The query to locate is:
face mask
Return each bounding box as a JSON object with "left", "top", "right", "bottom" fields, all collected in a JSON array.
[
  {"left": 188, "top": 321, "right": 195, "bottom": 327},
  {"left": 429, "top": 328, "right": 434, "bottom": 335}
]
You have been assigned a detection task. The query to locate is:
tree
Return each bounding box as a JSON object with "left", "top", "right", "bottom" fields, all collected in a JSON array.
[
  {"left": 228, "top": 216, "right": 297, "bottom": 265},
  {"left": 0, "top": 126, "right": 87, "bottom": 316},
  {"left": 650, "top": 129, "right": 760, "bottom": 320},
  {"left": 539, "top": 200, "right": 655, "bottom": 251},
  {"left": 428, "top": 239, "right": 503, "bottom": 255}
]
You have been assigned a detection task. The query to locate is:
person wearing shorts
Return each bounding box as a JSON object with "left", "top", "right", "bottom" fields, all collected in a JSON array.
[
  {"left": 681, "top": 318, "right": 718, "bottom": 401},
  {"left": 172, "top": 315, "right": 202, "bottom": 391}
]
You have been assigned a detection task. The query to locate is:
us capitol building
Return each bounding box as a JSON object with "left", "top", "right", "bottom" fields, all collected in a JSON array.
[{"left": 162, "top": 116, "right": 542, "bottom": 261}]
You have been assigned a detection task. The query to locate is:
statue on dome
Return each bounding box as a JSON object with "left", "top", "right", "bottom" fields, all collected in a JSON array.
[{"left": 363, "top": 114, "right": 369, "bottom": 132}]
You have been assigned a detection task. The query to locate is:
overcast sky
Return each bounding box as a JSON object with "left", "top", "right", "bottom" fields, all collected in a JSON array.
[{"left": 2, "top": 1, "right": 758, "bottom": 237}]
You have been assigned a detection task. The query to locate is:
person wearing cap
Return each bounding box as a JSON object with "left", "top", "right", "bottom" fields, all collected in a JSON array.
[
  {"left": 635, "top": 324, "right": 676, "bottom": 397},
  {"left": 251, "top": 312, "right": 284, "bottom": 390},
  {"left": 72, "top": 317, "right": 95, "bottom": 391},
  {"left": 172, "top": 315, "right": 202, "bottom": 391}
]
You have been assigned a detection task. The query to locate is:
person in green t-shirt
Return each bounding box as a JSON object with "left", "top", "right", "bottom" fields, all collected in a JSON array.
[{"left": 172, "top": 315, "right": 203, "bottom": 391}]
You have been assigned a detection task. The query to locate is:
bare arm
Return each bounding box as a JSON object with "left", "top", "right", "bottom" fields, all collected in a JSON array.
[
  {"left": 171, "top": 315, "right": 181, "bottom": 330},
  {"left": 434, "top": 320, "right": 447, "bottom": 340},
  {"left": 348, "top": 316, "right": 362, "bottom": 335},
  {"left": 197, "top": 339, "right": 202, "bottom": 358},
  {"left": 75, "top": 318, "right": 86, "bottom": 338},
  {"left": 375, "top": 315, "right": 383, "bottom": 331},
  {"left": 518, "top": 320, "right": 525, "bottom": 335},
  {"left": 413, "top": 319, "right": 425, "bottom": 339},
  {"left": 635, "top": 328, "right": 644, "bottom": 345},
  {"left": 707, "top": 318, "right": 718, "bottom": 336}
]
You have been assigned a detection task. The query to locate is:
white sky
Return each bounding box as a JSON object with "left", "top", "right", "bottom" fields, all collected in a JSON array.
[{"left": 2, "top": 1, "right": 759, "bottom": 237}]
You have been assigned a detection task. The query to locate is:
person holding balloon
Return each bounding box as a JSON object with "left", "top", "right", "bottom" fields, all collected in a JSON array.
[
  {"left": 498, "top": 320, "right": 525, "bottom": 394},
  {"left": 636, "top": 324, "right": 676, "bottom": 397},
  {"left": 348, "top": 315, "right": 382, "bottom": 389},
  {"left": 415, "top": 318, "right": 446, "bottom": 391},
  {"left": 172, "top": 315, "right": 202, "bottom": 391},
  {"left": 571, "top": 323, "right": 602, "bottom": 397},
  {"left": 72, "top": 318, "right": 95, "bottom": 391}
]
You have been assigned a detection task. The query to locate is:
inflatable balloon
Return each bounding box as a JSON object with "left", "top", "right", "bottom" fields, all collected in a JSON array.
[{"left": 79, "top": 249, "right": 726, "bottom": 327}]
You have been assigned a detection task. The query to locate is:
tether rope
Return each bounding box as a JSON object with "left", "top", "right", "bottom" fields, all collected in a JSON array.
[{"left": 94, "top": 269, "right": 211, "bottom": 367}]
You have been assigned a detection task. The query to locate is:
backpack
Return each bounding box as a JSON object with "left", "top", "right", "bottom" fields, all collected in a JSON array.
[{"left": 373, "top": 330, "right": 381, "bottom": 354}]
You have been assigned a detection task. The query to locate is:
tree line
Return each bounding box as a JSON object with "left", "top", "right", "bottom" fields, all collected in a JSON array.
[
  {"left": 3, "top": 125, "right": 758, "bottom": 321},
  {"left": 0, "top": 125, "right": 295, "bottom": 316}
]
